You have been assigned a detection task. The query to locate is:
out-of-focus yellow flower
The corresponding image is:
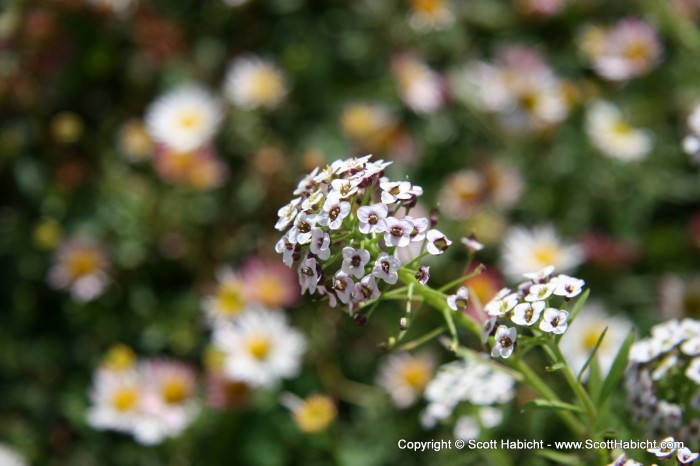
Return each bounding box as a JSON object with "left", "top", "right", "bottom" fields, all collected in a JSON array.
[
  {"left": 102, "top": 344, "right": 136, "bottom": 371},
  {"left": 33, "top": 218, "right": 62, "bottom": 250},
  {"left": 292, "top": 394, "right": 337, "bottom": 434},
  {"left": 50, "top": 112, "right": 83, "bottom": 144},
  {"left": 118, "top": 119, "right": 154, "bottom": 161}
]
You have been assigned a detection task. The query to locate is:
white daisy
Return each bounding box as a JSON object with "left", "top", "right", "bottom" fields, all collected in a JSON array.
[
  {"left": 201, "top": 267, "right": 247, "bottom": 325},
  {"left": 224, "top": 56, "right": 288, "bottom": 109},
  {"left": 586, "top": 101, "right": 652, "bottom": 162},
  {"left": 145, "top": 85, "right": 223, "bottom": 152},
  {"left": 559, "top": 302, "right": 632, "bottom": 378},
  {"left": 501, "top": 225, "right": 584, "bottom": 280},
  {"left": 213, "top": 308, "right": 306, "bottom": 388},
  {"left": 377, "top": 352, "right": 436, "bottom": 408}
]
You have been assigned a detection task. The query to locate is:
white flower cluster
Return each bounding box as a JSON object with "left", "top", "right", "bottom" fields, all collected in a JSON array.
[
  {"left": 275, "top": 155, "right": 451, "bottom": 312},
  {"left": 626, "top": 317, "right": 700, "bottom": 443},
  {"left": 421, "top": 358, "right": 515, "bottom": 429},
  {"left": 482, "top": 265, "right": 585, "bottom": 359},
  {"left": 86, "top": 358, "right": 200, "bottom": 445}
]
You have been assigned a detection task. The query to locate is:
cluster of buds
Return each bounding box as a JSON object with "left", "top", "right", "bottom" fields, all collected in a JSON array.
[
  {"left": 275, "top": 155, "right": 452, "bottom": 314},
  {"left": 480, "top": 265, "right": 585, "bottom": 359},
  {"left": 626, "top": 318, "right": 700, "bottom": 444}
]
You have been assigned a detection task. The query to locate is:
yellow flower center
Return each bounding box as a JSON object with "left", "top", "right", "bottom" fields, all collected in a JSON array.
[
  {"left": 67, "top": 250, "right": 99, "bottom": 277},
  {"left": 161, "top": 377, "right": 190, "bottom": 404},
  {"left": 246, "top": 335, "right": 272, "bottom": 360},
  {"left": 412, "top": 0, "right": 444, "bottom": 15},
  {"left": 400, "top": 361, "right": 432, "bottom": 391},
  {"left": 531, "top": 243, "right": 560, "bottom": 267},
  {"left": 583, "top": 326, "right": 605, "bottom": 351},
  {"left": 216, "top": 284, "right": 245, "bottom": 317},
  {"left": 254, "top": 275, "right": 285, "bottom": 308},
  {"left": 341, "top": 105, "right": 380, "bottom": 140},
  {"left": 111, "top": 386, "right": 138, "bottom": 412},
  {"left": 624, "top": 41, "right": 650, "bottom": 62},
  {"left": 294, "top": 395, "right": 337, "bottom": 434},
  {"left": 178, "top": 110, "right": 202, "bottom": 130},
  {"left": 519, "top": 91, "right": 539, "bottom": 111},
  {"left": 612, "top": 120, "right": 632, "bottom": 135},
  {"left": 251, "top": 68, "right": 285, "bottom": 105}
]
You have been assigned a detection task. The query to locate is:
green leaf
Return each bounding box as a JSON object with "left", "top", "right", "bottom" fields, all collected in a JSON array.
[
  {"left": 545, "top": 362, "right": 566, "bottom": 372},
  {"left": 567, "top": 289, "right": 590, "bottom": 325},
  {"left": 597, "top": 329, "right": 636, "bottom": 407},
  {"left": 534, "top": 449, "right": 582, "bottom": 465},
  {"left": 522, "top": 399, "right": 585, "bottom": 413},
  {"left": 577, "top": 327, "right": 608, "bottom": 382},
  {"left": 587, "top": 357, "right": 603, "bottom": 403}
]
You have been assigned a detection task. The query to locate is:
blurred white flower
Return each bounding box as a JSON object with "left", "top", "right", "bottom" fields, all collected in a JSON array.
[
  {"left": 145, "top": 85, "right": 223, "bottom": 152},
  {"left": 586, "top": 101, "right": 651, "bottom": 162},
  {"left": 559, "top": 302, "right": 632, "bottom": 379},
  {"left": 501, "top": 225, "right": 584, "bottom": 280},
  {"left": 391, "top": 53, "right": 445, "bottom": 113},
  {"left": 377, "top": 352, "right": 436, "bottom": 408},
  {"left": 0, "top": 443, "right": 28, "bottom": 466},
  {"left": 48, "top": 239, "right": 110, "bottom": 302},
  {"left": 213, "top": 308, "right": 306, "bottom": 388},
  {"left": 224, "top": 56, "right": 288, "bottom": 109}
]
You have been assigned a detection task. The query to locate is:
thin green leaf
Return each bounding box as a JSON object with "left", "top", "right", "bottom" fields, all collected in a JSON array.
[
  {"left": 577, "top": 327, "right": 608, "bottom": 382},
  {"left": 534, "top": 449, "right": 582, "bottom": 465},
  {"left": 567, "top": 289, "right": 590, "bottom": 325},
  {"left": 522, "top": 399, "right": 585, "bottom": 413},
  {"left": 587, "top": 357, "right": 603, "bottom": 403},
  {"left": 597, "top": 329, "right": 636, "bottom": 407}
]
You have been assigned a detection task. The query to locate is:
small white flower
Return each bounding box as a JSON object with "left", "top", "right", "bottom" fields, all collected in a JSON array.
[
  {"left": 341, "top": 247, "right": 371, "bottom": 279},
  {"left": 372, "top": 253, "right": 401, "bottom": 285},
  {"left": 330, "top": 178, "right": 361, "bottom": 198},
  {"left": 539, "top": 308, "right": 569, "bottom": 334},
  {"left": 298, "top": 256, "right": 320, "bottom": 294},
  {"left": 145, "top": 85, "right": 223, "bottom": 152},
  {"left": 293, "top": 167, "right": 320, "bottom": 196},
  {"left": 482, "top": 316, "right": 498, "bottom": 344},
  {"left": 552, "top": 274, "right": 585, "bottom": 298},
  {"left": 485, "top": 293, "right": 518, "bottom": 316},
  {"left": 678, "top": 447, "right": 700, "bottom": 465},
  {"left": 461, "top": 236, "right": 484, "bottom": 252},
  {"left": 332, "top": 271, "right": 355, "bottom": 304},
  {"left": 381, "top": 217, "right": 414, "bottom": 247},
  {"left": 357, "top": 203, "right": 389, "bottom": 234},
  {"left": 415, "top": 266, "right": 430, "bottom": 285},
  {"left": 447, "top": 287, "right": 469, "bottom": 311},
  {"left": 224, "top": 56, "right": 288, "bottom": 109},
  {"left": 309, "top": 228, "right": 331, "bottom": 261},
  {"left": 288, "top": 212, "right": 317, "bottom": 245},
  {"left": 454, "top": 416, "right": 480, "bottom": 441},
  {"left": 524, "top": 283, "right": 556, "bottom": 302},
  {"left": 479, "top": 406, "right": 503, "bottom": 429},
  {"left": 354, "top": 275, "right": 380, "bottom": 302},
  {"left": 275, "top": 197, "right": 301, "bottom": 231},
  {"left": 523, "top": 265, "right": 556, "bottom": 282},
  {"left": 586, "top": 101, "right": 651, "bottom": 162},
  {"left": 405, "top": 216, "right": 430, "bottom": 242},
  {"left": 301, "top": 190, "right": 325, "bottom": 212},
  {"left": 318, "top": 192, "right": 351, "bottom": 230},
  {"left": 491, "top": 325, "right": 517, "bottom": 359},
  {"left": 380, "top": 180, "right": 414, "bottom": 204},
  {"left": 426, "top": 229, "right": 452, "bottom": 255},
  {"left": 651, "top": 319, "right": 685, "bottom": 352},
  {"left": 682, "top": 337, "right": 700, "bottom": 356},
  {"left": 275, "top": 234, "right": 297, "bottom": 267},
  {"left": 647, "top": 436, "right": 677, "bottom": 459},
  {"left": 686, "top": 357, "right": 700, "bottom": 384},
  {"left": 629, "top": 338, "right": 663, "bottom": 364},
  {"left": 652, "top": 353, "right": 678, "bottom": 381},
  {"left": 512, "top": 301, "right": 545, "bottom": 326}
]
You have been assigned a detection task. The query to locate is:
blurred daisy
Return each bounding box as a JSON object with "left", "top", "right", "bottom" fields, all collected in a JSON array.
[
  {"left": 224, "top": 56, "right": 288, "bottom": 109},
  {"left": 454, "top": 45, "right": 569, "bottom": 132},
  {"left": 153, "top": 145, "right": 228, "bottom": 190},
  {"left": 586, "top": 101, "right": 651, "bottom": 162},
  {"left": 139, "top": 359, "right": 200, "bottom": 439},
  {"left": 241, "top": 258, "right": 299, "bottom": 309},
  {"left": 501, "top": 225, "right": 584, "bottom": 280},
  {"left": 117, "top": 119, "right": 153, "bottom": 161},
  {"left": 391, "top": 53, "right": 445, "bottom": 114},
  {"left": 145, "top": 85, "right": 223, "bottom": 152},
  {"left": 202, "top": 267, "right": 248, "bottom": 326},
  {"left": 0, "top": 444, "right": 28, "bottom": 466},
  {"left": 580, "top": 18, "right": 662, "bottom": 81},
  {"left": 377, "top": 352, "right": 436, "bottom": 408},
  {"left": 213, "top": 308, "right": 306, "bottom": 388},
  {"left": 438, "top": 169, "right": 485, "bottom": 219},
  {"left": 408, "top": 0, "right": 455, "bottom": 31},
  {"left": 482, "top": 160, "right": 524, "bottom": 209},
  {"left": 281, "top": 393, "right": 337, "bottom": 434},
  {"left": 340, "top": 102, "right": 396, "bottom": 146},
  {"left": 48, "top": 238, "right": 110, "bottom": 302},
  {"left": 559, "top": 302, "right": 633, "bottom": 378}
]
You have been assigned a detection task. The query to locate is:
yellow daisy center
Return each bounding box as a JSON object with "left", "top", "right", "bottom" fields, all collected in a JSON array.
[
  {"left": 624, "top": 41, "right": 650, "bottom": 62},
  {"left": 400, "top": 361, "right": 432, "bottom": 391},
  {"left": 67, "top": 250, "right": 99, "bottom": 277},
  {"left": 178, "top": 110, "right": 203, "bottom": 130},
  {"left": 251, "top": 68, "right": 285, "bottom": 105},
  {"left": 161, "top": 377, "right": 190, "bottom": 404},
  {"left": 294, "top": 395, "right": 337, "bottom": 434},
  {"left": 412, "top": 0, "right": 444, "bottom": 15},
  {"left": 246, "top": 335, "right": 272, "bottom": 360},
  {"left": 531, "top": 243, "right": 561, "bottom": 267},
  {"left": 341, "top": 105, "right": 379, "bottom": 140},
  {"left": 111, "top": 386, "right": 138, "bottom": 412},
  {"left": 583, "top": 326, "right": 606, "bottom": 351},
  {"left": 216, "top": 284, "right": 245, "bottom": 317},
  {"left": 612, "top": 120, "right": 632, "bottom": 135},
  {"left": 254, "top": 275, "right": 285, "bottom": 308}
]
